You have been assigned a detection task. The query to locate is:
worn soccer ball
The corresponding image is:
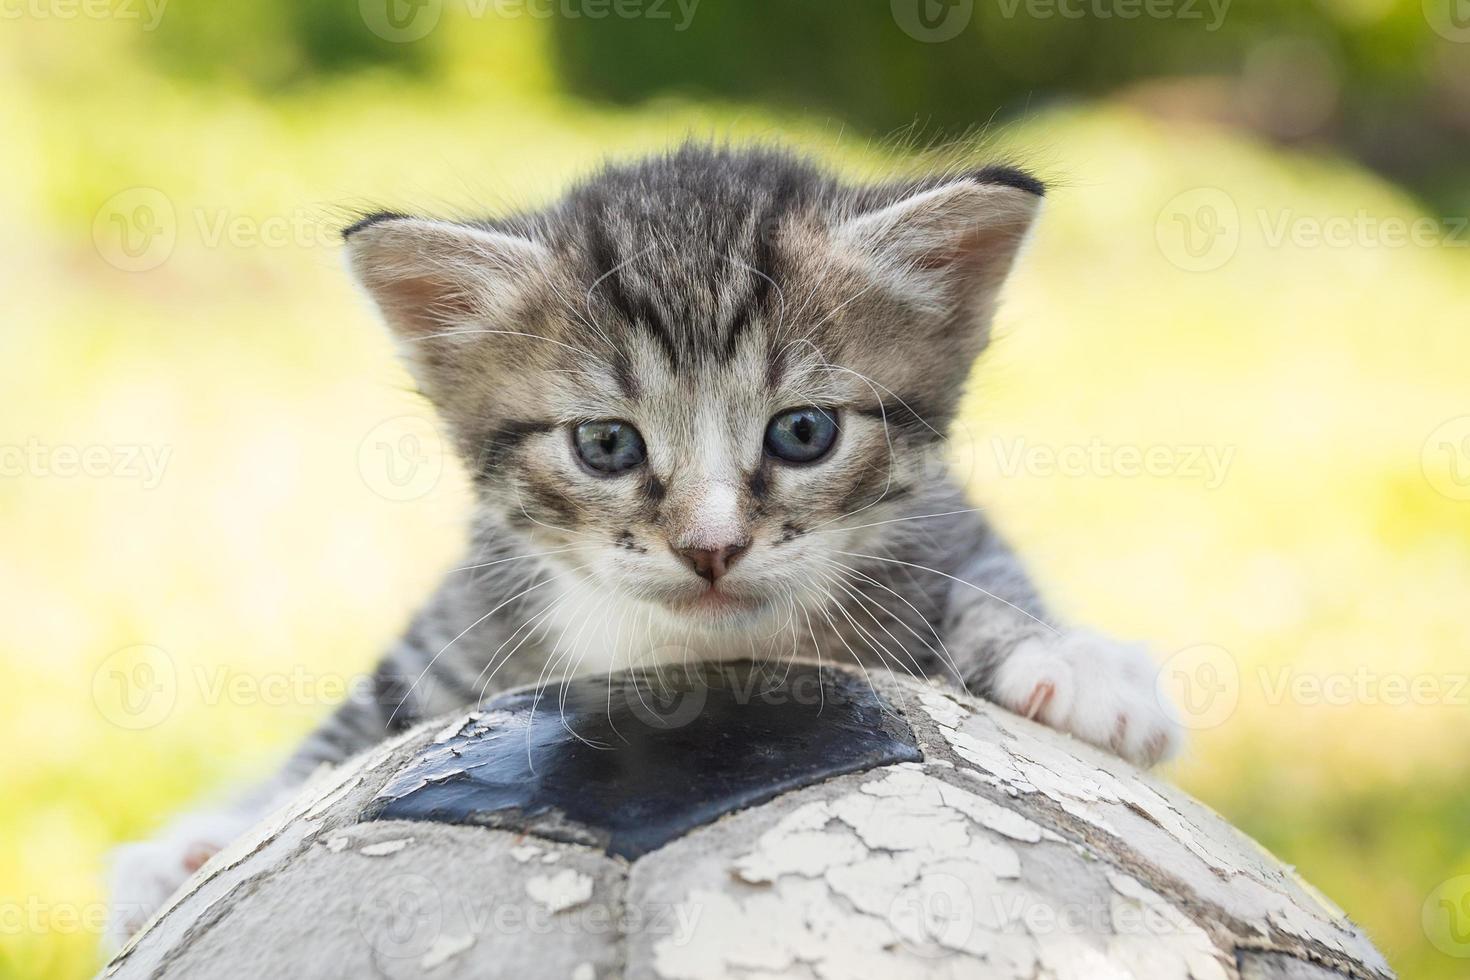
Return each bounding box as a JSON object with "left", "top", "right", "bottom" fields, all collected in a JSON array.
[{"left": 103, "top": 661, "right": 1390, "bottom": 980}]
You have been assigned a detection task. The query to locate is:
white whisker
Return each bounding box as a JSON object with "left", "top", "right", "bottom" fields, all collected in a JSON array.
[
  {"left": 820, "top": 556, "right": 971, "bottom": 694},
  {"left": 449, "top": 545, "right": 590, "bottom": 574},
  {"left": 388, "top": 560, "right": 593, "bottom": 727},
  {"left": 809, "top": 507, "right": 984, "bottom": 536},
  {"left": 832, "top": 550, "right": 1059, "bottom": 636}
]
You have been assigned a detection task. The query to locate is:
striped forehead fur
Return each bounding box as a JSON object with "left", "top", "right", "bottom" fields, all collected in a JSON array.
[
  {"left": 345, "top": 143, "right": 1042, "bottom": 373},
  {"left": 343, "top": 143, "right": 1043, "bottom": 541}
]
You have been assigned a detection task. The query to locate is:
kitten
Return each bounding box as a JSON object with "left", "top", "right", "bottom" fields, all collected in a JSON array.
[{"left": 106, "top": 144, "right": 1181, "bottom": 947}]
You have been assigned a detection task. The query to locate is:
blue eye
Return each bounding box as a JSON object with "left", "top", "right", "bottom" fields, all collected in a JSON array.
[
  {"left": 765, "top": 407, "right": 838, "bottom": 463},
  {"left": 573, "top": 420, "right": 646, "bottom": 474}
]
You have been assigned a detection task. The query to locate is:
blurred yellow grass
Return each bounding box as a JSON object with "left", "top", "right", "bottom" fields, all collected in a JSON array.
[{"left": 3, "top": 22, "right": 1469, "bottom": 978}]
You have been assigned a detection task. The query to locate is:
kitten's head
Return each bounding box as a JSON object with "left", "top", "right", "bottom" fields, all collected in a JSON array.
[{"left": 345, "top": 145, "right": 1041, "bottom": 627}]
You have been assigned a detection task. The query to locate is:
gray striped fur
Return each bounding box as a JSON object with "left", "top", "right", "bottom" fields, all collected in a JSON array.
[{"left": 107, "top": 144, "right": 1180, "bottom": 951}]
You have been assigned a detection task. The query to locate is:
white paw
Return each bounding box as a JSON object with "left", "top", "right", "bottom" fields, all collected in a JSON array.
[
  {"left": 104, "top": 810, "right": 252, "bottom": 952},
  {"left": 992, "top": 629, "right": 1183, "bottom": 767}
]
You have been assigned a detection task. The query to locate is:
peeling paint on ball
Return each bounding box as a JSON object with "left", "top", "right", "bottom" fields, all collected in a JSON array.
[{"left": 101, "top": 662, "right": 1392, "bottom": 980}]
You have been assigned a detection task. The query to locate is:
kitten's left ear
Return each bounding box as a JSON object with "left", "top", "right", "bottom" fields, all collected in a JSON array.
[
  {"left": 834, "top": 170, "right": 1043, "bottom": 315},
  {"left": 341, "top": 213, "right": 552, "bottom": 343},
  {"left": 341, "top": 213, "right": 558, "bottom": 417}
]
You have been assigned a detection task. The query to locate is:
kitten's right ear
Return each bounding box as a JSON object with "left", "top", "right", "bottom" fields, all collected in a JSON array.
[
  {"left": 342, "top": 214, "right": 551, "bottom": 341},
  {"left": 833, "top": 170, "right": 1043, "bottom": 319}
]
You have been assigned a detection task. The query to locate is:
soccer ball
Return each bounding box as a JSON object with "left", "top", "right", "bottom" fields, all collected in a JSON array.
[{"left": 103, "top": 660, "right": 1389, "bottom": 980}]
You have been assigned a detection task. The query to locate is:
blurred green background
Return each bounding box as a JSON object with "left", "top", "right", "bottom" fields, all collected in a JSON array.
[{"left": 3, "top": 1, "right": 1469, "bottom": 977}]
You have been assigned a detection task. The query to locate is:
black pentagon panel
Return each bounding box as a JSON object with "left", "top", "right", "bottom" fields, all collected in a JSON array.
[{"left": 362, "top": 660, "right": 922, "bottom": 858}]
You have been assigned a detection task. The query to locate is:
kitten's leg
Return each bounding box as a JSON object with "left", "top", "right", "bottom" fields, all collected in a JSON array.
[
  {"left": 104, "top": 628, "right": 463, "bottom": 950},
  {"left": 941, "top": 528, "right": 1182, "bottom": 766},
  {"left": 103, "top": 775, "right": 298, "bottom": 950}
]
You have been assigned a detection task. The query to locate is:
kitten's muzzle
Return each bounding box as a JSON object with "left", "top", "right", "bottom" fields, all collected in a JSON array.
[{"left": 675, "top": 540, "right": 750, "bottom": 583}]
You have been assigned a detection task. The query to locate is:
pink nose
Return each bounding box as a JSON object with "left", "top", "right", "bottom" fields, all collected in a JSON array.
[{"left": 676, "top": 541, "right": 750, "bottom": 583}]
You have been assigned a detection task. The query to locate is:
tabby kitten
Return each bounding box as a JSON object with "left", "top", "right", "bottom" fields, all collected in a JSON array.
[{"left": 107, "top": 144, "right": 1181, "bottom": 946}]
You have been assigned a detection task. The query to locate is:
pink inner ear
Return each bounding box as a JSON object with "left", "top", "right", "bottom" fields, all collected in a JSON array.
[
  {"left": 914, "top": 188, "right": 1038, "bottom": 275},
  {"left": 917, "top": 225, "right": 989, "bottom": 274},
  {"left": 840, "top": 181, "right": 1040, "bottom": 294},
  {"left": 942, "top": 214, "right": 1035, "bottom": 288},
  {"left": 347, "top": 218, "right": 551, "bottom": 341},
  {"left": 380, "top": 272, "right": 481, "bottom": 336}
]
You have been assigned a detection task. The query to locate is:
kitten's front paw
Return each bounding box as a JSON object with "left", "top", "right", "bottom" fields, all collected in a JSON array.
[
  {"left": 104, "top": 812, "right": 246, "bottom": 951},
  {"left": 992, "top": 629, "right": 1182, "bottom": 767}
]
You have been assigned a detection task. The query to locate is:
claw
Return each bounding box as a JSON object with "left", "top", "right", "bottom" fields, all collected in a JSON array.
[
  {"left": 1142, "top": 731, "right": 1170, "bottom": 767},
  {"left": 1022, "top": 681, "right": 1055, "bottom": 720},
  {"left": 182, "top": 843, "right": 220, "bottom": 874},
  {"left": 1110, "top": 714, "right": 1129, "bottom": 756}
]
